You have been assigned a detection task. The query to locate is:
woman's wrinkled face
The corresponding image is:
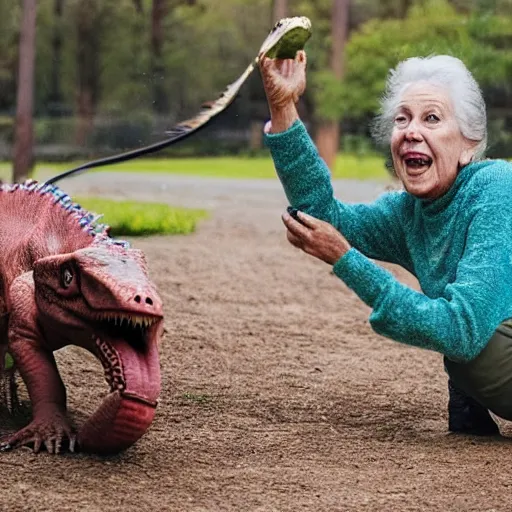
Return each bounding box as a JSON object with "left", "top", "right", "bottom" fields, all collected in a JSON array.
[{"left": 390, "top": 82, "right": 475, "bottom": 200}]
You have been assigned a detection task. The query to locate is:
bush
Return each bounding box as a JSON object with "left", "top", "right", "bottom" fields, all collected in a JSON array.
[{"left": 74, "top": 196, "right": 208, "bottom": 237}]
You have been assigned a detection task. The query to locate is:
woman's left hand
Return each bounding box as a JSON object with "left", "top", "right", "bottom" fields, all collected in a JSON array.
[{"left": 282, "top": 210, "right": 351, "bottom": 265}]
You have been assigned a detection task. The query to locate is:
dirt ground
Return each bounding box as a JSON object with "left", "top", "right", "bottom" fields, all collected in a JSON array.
[{"left": 1, "top": 172, "right": 512, "bottom": 512}]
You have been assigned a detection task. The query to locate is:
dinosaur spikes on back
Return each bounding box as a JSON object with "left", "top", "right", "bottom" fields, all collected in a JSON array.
[{"left": 0, "top": 179, "right": 129, "bottom": 249}]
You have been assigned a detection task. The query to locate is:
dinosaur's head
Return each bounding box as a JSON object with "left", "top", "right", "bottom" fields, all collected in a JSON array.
[{"left": 33, "top": 244, "right": 164, "bottom": 454}]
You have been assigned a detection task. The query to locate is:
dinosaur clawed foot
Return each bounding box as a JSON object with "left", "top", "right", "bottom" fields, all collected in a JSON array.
[{"left": 0, "top": 409, "right": 77, "bottom": 454}]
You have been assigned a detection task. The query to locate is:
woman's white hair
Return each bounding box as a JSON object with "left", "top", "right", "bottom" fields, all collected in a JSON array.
[{"left": 372, "top": 55, "right": 487, "bottom": 159}]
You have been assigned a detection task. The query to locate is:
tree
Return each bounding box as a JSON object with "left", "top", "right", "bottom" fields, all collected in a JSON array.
[
  {"left": 3, "top": 0, "right": 510, "bottom": 162},
  {"left": 320, "top": 0, "right": 512, "bottom": 157},
  {"left": 0, "top": 0, "right": 19, "bottom": 114},
  {"left": 314, "top": 0, "right": 350, "bottom": 170},
  {"left": 150, "top": 0, "right": 169, "bottom": 114},
  {"left": 12, "top": 0, "right": 37, "bottom": 183},
  {"left": 246, "top": 0, "right": 288, "bottom": 152},
  {"left": 47, "top": 0, "right": 65, "bottom": 116},
  {"left": 272, "top": 0, "right": 288, "bottom": 23},
  {"left": 132, "top": 0, "right": 144, "bottom": 13},
  {"left": 333, "top": 0, "right": 512, "bottom": 118},
  {"left": 74, "top": 0, "right": 102, "bottom": 146}
]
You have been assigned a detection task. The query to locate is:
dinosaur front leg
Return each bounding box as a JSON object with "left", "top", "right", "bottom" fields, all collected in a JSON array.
[
  {"left": 0, "top": 338, "right": 76, "bottom": 454},
  {"left": 2, "top": 275, "right": 76, "bottom": 454}
]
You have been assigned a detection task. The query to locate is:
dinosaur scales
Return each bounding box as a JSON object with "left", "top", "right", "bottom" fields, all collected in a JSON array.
[{"left": 0, "top": 180, "right": 164, "bottom": 455}]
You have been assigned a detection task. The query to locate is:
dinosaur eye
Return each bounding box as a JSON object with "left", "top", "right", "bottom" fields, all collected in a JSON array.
[{"left": 60, "top": 266, "right": 74, "bottom": 288}]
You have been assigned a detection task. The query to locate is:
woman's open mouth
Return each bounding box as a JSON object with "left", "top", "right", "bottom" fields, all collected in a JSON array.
[{"left": 403, "top": 153, "right": 433, "bottom": 175}]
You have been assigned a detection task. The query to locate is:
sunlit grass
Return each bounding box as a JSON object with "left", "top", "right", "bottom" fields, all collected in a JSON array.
[
  {"left": 0, "top": 154, "right": 390, "bottom": 182},
  {"left": 73, "top": 196, "right": 208, "bottom": 237}
]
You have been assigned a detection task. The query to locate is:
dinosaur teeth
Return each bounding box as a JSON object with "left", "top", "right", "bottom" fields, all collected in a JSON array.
[
  {"left": 133, "top": 316, "right": 144, "bottom": 327},
  {"left": 97, "top": 312, "right": 156, "bottom": 328}
]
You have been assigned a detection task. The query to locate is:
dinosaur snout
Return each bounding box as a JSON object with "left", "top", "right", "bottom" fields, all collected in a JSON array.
[
  {"left": 132, "top": 289, "right": 163, "bottom": 317},
  {"left": 133, "top": 294, "right": 153, "bottom": 305}
]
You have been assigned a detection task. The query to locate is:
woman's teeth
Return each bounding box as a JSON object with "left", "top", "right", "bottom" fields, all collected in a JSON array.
[{"left": 405, "top": 157, "right": 432, "bottom": 168}]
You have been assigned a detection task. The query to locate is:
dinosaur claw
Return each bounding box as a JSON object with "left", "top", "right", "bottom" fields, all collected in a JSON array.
[
  {"left": 44, "top": 439, "right": 54, "bottom": 454},
  {"left": 0, "top": 442, "right": 12, "bottom": 452},
  {"left": 33, "top": 436, "right": 42, "bottom": 453},
  {"left": 1, "top": 410, "right": 76, "bottom": 454}
]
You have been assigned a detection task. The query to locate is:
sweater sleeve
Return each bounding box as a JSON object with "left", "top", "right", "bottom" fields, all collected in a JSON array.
[
  {"left": 264, "top": 120, "right": 412, "bottom": 270},
  {"left": 333, "top": 198, "right": 512, "bottom": 362}
]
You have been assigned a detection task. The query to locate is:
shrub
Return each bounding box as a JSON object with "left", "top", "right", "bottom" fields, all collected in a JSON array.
[{"left": 74, "top": 196, "right": 208, "bottom": 237}]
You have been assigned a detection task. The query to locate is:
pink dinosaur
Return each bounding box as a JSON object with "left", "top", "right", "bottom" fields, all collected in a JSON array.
[{"left": 0, "top": 180, "right": 164, "bottom": 455}]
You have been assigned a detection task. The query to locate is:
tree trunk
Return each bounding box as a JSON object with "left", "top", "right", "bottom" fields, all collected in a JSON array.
[
  {"left": 398, "top": 0, "right": 413, "bottom": 18},
  {"left": 314, "top": 0, "right": 349, "bottom": 171},
  {"left": 248, "top": 0, "right": 288, "bottom": 152},
  {"left": 75, "top": 0, "right": 100, "bottom": 146},
  {"left": 48, "top": 0, "right": 64, "bottom": 116},
  {"left": 12, "top": 0, "right": 37, "bottom": 183},
  {"left": 132, "top": 0, "right": 144, "bottom": 13},
  {"left": 150, "top": 0, "right": 169, "bottom": 114},
  {"left": 272, "top": 0, "right": 288, "bottom": 23}
]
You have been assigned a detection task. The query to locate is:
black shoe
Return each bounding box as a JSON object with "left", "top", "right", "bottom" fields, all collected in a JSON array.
[{"left": 448, "top": 379, "right": 500, "bottom": 436}]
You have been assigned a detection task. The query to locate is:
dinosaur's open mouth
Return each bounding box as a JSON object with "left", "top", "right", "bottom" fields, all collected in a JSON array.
[
  {"left": 95, "top": 312, "right": 159, "bottom": 351},
  {"left": 79, "top": 312, "right": 162, "bottom": 454},
  {"left": 92, "top": 312, "right": 162, "bottom": 400}
]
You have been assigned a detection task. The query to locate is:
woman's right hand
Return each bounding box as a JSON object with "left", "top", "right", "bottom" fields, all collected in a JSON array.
[{"left": 259, "top": 50, "right": 307, "bottom": 115}]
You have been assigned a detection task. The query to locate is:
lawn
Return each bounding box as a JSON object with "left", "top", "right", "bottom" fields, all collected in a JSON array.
[
  {"left": 0, "top": 155, "right": 388, "bottom": 237},
  {"left": 73, "top": 196, "right": 208, "bottom": 237},
  {"left": 0, "top": 154, "right": 390, "bottom": 182}
]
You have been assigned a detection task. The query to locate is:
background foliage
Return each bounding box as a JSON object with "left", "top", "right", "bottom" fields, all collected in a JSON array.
[
  {"left": 74, "top": 196, "right": 208, "bottom": 236},
  {"left": 0, "top": 0, "right": 510, "bottom": 161}
]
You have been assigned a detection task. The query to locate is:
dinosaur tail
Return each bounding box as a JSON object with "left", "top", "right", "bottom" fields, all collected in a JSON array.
[
  {"left": 44, "top": 16, "right": 312, "bottom": 186},
  {"left": 44, "top": 59, "right": 257, "bottom": 186}
]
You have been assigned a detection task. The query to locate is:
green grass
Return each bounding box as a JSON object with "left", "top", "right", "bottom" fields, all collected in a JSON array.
[
  {"left": 181, "top": 392, "right": 212, "bottom": 404},
  {"left": 74, "top": 196, "right": 208, "bottom": 237},
  {"left": 0, "top": 154, "right": 390, "bottom": 182}
]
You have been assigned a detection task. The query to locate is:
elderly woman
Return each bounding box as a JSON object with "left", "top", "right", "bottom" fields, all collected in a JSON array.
[{"left": 259, "top": 51, "right": 512, "bottom": 436}]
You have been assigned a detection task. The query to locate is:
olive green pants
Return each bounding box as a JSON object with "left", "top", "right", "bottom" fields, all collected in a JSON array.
[{"left": 444, "top": 323, "right": 512, "bottom": 420}]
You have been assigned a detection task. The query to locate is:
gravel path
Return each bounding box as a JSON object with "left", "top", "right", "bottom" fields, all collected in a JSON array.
[{"left": 1, "top": 172, "right": 511, "bottom": 512}]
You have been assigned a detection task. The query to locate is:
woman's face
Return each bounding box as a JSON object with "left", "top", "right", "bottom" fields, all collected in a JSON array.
[{"left": 390, "top": 82, "right": 476, "bottom": 200}]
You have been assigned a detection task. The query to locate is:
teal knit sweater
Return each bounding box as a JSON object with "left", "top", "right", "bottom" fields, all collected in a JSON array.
[{"left": 264, "top": 120, "right": 512, "bottom": 362}]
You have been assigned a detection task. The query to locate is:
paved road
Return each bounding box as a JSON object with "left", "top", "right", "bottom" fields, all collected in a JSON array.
[{"left": 56, "top": 171, "right": 394, "bottom": 213}]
